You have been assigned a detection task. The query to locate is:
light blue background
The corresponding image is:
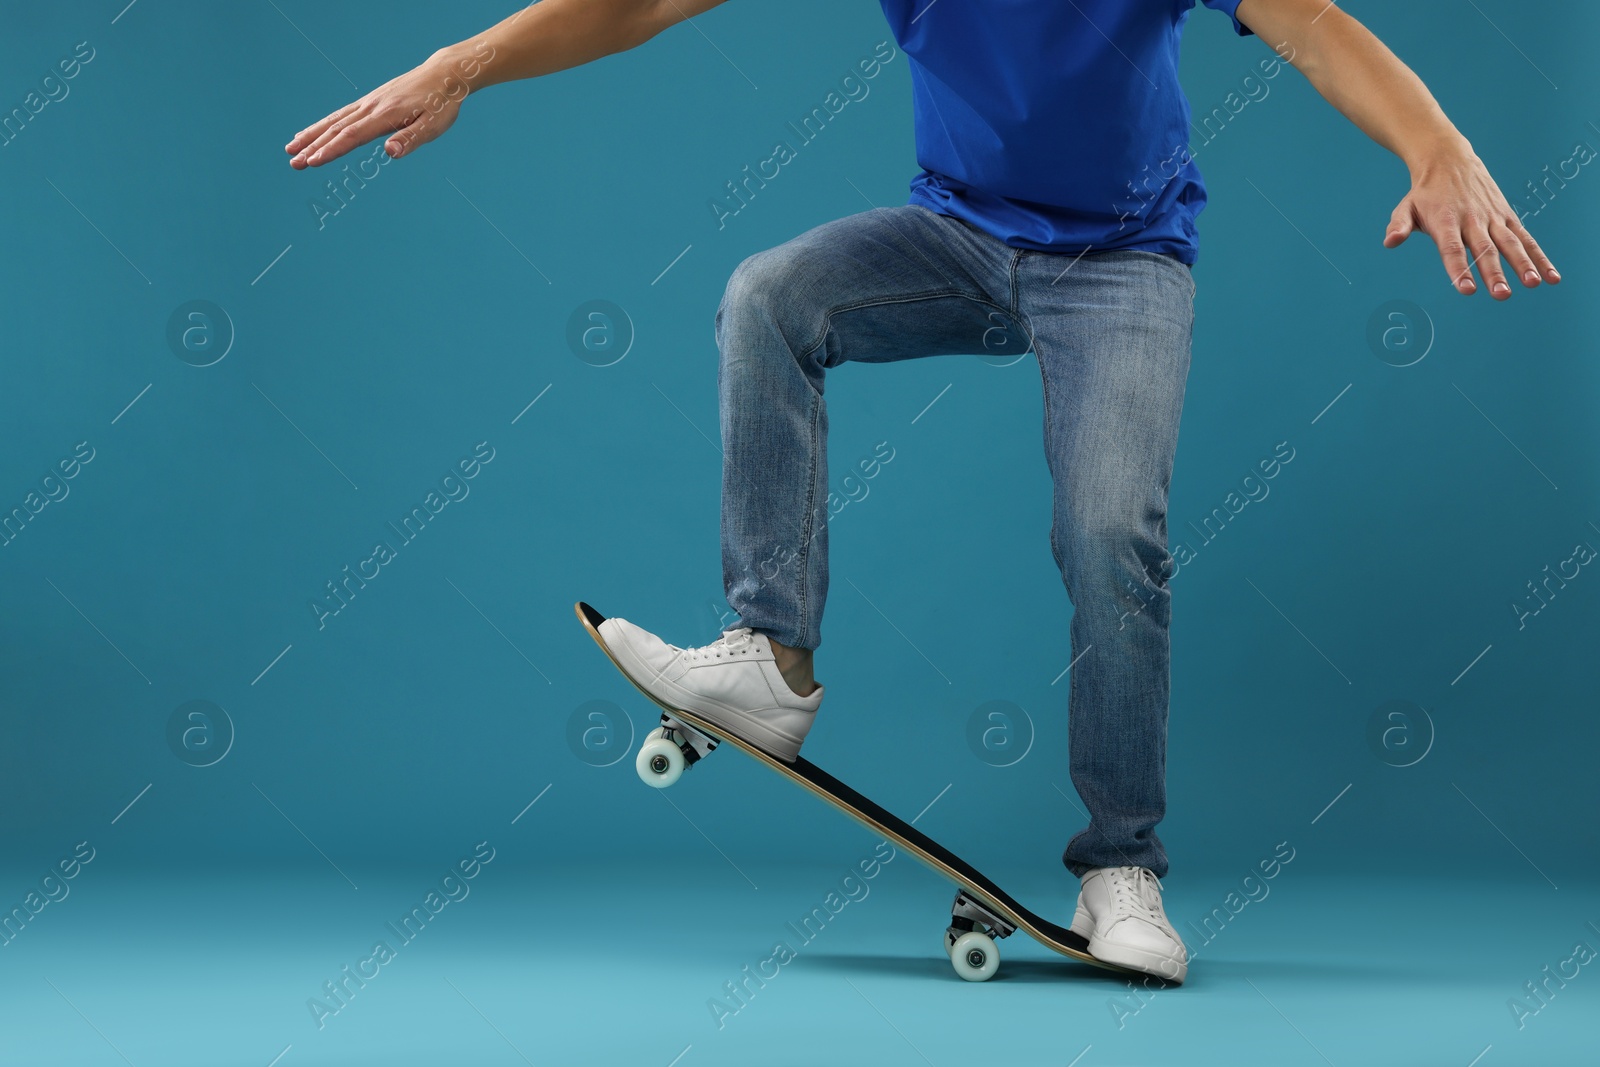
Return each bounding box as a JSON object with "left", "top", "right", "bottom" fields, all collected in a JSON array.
[{"left": 0, "top": 2, "right": 1595, "bottom": 1064}]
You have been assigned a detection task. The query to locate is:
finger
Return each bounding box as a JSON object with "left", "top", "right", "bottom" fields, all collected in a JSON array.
[
  {"left": 1465, "top": 220, "right": 1511, "bottom": 299},
  {"left": 295, "top": 107, "right": 407, "bottom": 167},
  {"left": 292, "top": 111, "right": 368, "bottom": 166},
  {"left": 1506, "top": 214, "right": 1561, "bottom": 284},
  {"left": 384, "top": 109, "right": 445, "bottom": 159},
  {"left": 1384, "top": 199, "right": 1416, "bottom": 248},
  {"left": 1431, "top": 213, "right": 1478, "bottom": 294},
  {"left": 1490, "top": 219, "right": 1540, "bottom": 288},
  {"left": 287, "top": 101, "right": 360, "bottom": 157}
]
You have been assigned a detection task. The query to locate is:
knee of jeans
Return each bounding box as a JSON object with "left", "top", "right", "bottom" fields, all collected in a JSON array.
[
  {"left": 1059, "top": 511, "right": 1170, "bottom": 592},
  {"left": 723, "top": 251, "right": 832, "bottom": 379},
  {"left": 717, "top": 247, "right": 818, "bottom": 340}
]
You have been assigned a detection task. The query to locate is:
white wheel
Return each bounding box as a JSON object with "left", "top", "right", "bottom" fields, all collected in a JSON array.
[
  {"left": 949, "top": 931, "right": 1000, "bottom": 982},
  {"left": 636, "top": 734, "right": 686, "bottom": 788}
]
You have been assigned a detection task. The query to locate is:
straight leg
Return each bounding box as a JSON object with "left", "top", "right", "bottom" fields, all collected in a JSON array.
[{"left": 1016, "top": 249, "right": 1196, "bottom": 879}]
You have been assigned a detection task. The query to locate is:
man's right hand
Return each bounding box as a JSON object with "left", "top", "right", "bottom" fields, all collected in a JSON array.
[{"left": 285, "top": 43, "right": 491, "bottom": 169}]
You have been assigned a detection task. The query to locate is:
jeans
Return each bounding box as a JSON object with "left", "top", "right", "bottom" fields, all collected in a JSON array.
[{"left": 715, "top": 205, "right": 1194, "bottom": 879}]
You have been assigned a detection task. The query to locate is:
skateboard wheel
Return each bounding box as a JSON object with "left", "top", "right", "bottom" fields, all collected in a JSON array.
[
  {"left": 636, "top": 734, "right": 686, "bottom": 788},
  {"left": 948, "top": 931, "right": 1000, "bottom": 982}
]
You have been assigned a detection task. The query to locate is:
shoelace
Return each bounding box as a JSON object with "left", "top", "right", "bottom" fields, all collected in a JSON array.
[
  {"left": 679, "top": 627, "right": 756, "bottom": 663},
  {"left": 1108, "top": 866, "right": 1169, "bottom": 925}
]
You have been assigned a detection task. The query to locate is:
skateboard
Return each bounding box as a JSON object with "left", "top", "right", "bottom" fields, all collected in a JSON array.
[{"left": 575, "top": 601, "right": 1144, "bottom": 983}]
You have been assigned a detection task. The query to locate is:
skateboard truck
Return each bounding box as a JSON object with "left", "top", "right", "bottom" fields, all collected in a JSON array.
[
  {"left": 944, "top": 890, "right": 1014, "bottom": 982},
  {"left": 635, "top": 713, "right": 720, "bottom": 788}
]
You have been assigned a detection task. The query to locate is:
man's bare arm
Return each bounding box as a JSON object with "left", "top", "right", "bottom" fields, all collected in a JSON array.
[
  {"left": 286, "top": 0, "right": 732, "bottom": 169},
  {"left": 1235, "top": 0, "right": 1559, "bottom": 299}
]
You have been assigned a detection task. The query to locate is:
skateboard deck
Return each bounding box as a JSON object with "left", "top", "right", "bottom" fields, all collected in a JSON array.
[{"left": 575, "top": 601, "right": 1142, "bottom": 982}]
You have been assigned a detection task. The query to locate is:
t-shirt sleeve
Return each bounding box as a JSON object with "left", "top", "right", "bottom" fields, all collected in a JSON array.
[{"left": 1200, "top": 0, "right": 1256, "bottom": 37}]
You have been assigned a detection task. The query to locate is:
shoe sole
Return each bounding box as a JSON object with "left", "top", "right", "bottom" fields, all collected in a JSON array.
[{"left": 1086, "top": 934, "right": 1187, "bottom": 984}]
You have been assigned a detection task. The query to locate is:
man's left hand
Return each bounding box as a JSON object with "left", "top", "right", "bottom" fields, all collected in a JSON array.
[{"left": 1385, "top": 143, "right": 1561, "bottom": 299}]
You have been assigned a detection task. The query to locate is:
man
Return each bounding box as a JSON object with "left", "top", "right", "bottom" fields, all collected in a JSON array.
[{"left": 289, "top": 0, "right": 1558, "bottom": 983}]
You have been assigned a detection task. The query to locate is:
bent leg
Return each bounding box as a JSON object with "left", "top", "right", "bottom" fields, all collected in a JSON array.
[{"left": 717, "top": 206, "right": 1019, "bottom": 650}]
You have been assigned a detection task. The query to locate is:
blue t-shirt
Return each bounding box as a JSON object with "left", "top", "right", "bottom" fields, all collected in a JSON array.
[{"left": 879, "top": 0, "right": 1254, "bottom": 264}]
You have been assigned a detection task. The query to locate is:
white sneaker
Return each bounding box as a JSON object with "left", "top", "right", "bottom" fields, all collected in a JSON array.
[
  {"left": 1070, "top": 866, "right": 1188, "bottom": 983},
  {"left": 596, "top": 615, "right": 823, "bottom": 762}
]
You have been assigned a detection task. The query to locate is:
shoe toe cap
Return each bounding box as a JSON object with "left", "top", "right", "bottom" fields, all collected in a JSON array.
[
  {"left": 1104, "top": 916, "right": 1186, "bottom": 959},
  {"left": 600, "top": 618, "right": 675, "bottom": 670}
]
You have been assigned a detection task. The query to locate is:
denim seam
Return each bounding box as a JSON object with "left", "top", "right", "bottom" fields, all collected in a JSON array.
[
  {"left": 1008, "top": 249, "right": 1025, "bottom": 320},
  {"left": 793, "top": 389, "right": 820, "bottom": 648},
  {"left": 796, "top": 289, "right": 1015, "bottom": 372}
]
